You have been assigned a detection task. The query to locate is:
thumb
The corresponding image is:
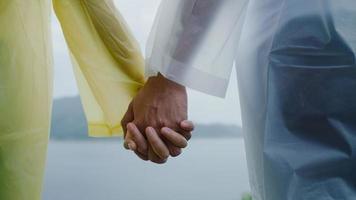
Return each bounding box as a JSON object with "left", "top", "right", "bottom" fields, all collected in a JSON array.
[{"left": 123, "top": 130, "right": 137, "bottom": 150}]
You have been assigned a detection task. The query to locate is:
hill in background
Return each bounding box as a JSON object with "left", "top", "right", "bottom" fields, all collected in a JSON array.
[{"left": 51, "top": 97, "right": 242, "bottom": 140}]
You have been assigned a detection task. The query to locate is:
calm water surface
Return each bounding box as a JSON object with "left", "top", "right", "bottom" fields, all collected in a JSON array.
[{"left": 43, "top": 138, "right": 249, "bottom": 200}]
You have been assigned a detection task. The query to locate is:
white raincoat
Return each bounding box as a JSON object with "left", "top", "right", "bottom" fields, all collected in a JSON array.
[{"left": 147, "top": 0, "right": 356, "bottom": 199}]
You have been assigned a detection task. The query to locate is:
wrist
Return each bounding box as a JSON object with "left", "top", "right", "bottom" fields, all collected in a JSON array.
[{"left": 148, "top": 73, "right": 185, "bottom": 91}]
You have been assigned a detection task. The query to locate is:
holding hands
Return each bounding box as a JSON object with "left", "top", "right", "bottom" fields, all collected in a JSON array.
[{"left": 121, "top": 74, "right": 194, "bottom": 164}]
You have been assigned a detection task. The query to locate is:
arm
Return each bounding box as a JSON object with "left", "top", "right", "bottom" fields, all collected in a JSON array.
[
  {"left": 53, "top": 0, "right": 144, "bottom": 137},
  {"left": 147, "top": 0, "right": 249, "bottom": 97},
  {"left": 121, "top": 0, "right": 248, "bottom": 163},
  {"left": 54, "top": 0, "right": 192, "bottom": 163}
]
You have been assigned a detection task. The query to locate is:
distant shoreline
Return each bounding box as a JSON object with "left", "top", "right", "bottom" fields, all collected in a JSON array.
[{"left": 51, "top": 96, "right": 242, "bottom": 140}]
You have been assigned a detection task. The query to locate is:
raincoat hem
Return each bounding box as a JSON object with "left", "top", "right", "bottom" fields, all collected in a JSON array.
[{"left": 88, "top": 122, "right": 123, "bottom": 137}]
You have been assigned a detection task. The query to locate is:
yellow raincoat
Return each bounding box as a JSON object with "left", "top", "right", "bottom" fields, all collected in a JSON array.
[{"left": 0, "top": 0, "right": 144, "bottom": 199}]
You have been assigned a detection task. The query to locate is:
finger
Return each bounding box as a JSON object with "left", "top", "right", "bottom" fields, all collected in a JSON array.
[
  {"left": 124, "top": 136, "right": 148, "bottom": 160},
  {"left": 146, "top": 127, "right": 169, "bottom": 160},
  {"left": 179, "top": 120, "right": 194, "bottom": 140},
  {"left": 123, "top": 127, "right": 137, "bottom": 150},
  {"left": 123, "top": 140, "right": 130, "bottom": 150},
  {"left": 168, "top": 144, "right": 182, "bottom": 157},
  {"left": 148, "top": 146, "right": 167, "bottom": 164},
  {"left": 123, "top": 131, "right": 136, "bottom": 150},
  {"left": 180, "top": 120, "right": 195, "bottom": 132},
  {"left": 164, "top": 139, "right": 182, "bottom": 157},
  {"left": 121, "top": 101, "right": 134, "bottom": 138},
  {"left": 123, "top": 139, "right": 137, "bottom": 151},
  {"left": 180, "top": 131, "right": 192, "bottom": 141},
  {"left": 134, "top": 151, "right": 148, "bottom": 161},
  {"left": 127, "top": 123, "right": 148, "bottom": 155},
  {"left": 161, "top": 127, "right": 188, "bottom": 148}
]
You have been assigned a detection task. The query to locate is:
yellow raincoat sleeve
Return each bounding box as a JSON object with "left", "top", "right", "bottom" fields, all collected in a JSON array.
[{"left": 53, "top": 0, "right": 145, "bottom": 137}]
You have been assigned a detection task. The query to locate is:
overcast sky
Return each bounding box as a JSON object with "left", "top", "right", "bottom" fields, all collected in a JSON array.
[{"left": 51, "top": 0, "right": 241, "bottom": 126}]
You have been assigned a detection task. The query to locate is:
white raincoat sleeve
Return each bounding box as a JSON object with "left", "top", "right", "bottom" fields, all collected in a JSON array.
[{"left": 146, "top": 0, "right": 249, "bottom": 97}]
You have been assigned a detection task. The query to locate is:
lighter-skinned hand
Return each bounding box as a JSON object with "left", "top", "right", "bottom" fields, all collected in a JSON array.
[{"left": 124, "top": 121, "right": 194, "bottom": 163}]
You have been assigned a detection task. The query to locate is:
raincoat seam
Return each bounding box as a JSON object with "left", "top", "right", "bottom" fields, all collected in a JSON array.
[
  {"left": 77, "top": 0, "right": 117, "bottom": 127},
  {"left": 212, "top": 0, "right": 249, "bottom": 64},
  {"left": 263, "top": 0, "right": 288, "bottom": 199},
  {"left": 82, "top": 0, "right": 144, "bottom": 81}
]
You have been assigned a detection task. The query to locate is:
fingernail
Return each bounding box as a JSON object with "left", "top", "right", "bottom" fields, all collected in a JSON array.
[
  {"left": 146, "top": 127, "right": 154, "bottom": 133},
  {"left": 128, "top": 143, "right": 133, "bottom": 150},
  {"left": 123, "top": 142, "right": 130, "bottom": 150},
  {"left": 181, "top": 121, "right": 189, "bottom": 126},
  {"left": 128, "top": 142, "right": 136, "bottom": 151}
]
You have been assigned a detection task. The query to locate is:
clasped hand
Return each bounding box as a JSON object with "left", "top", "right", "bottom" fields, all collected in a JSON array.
[{"left": 121, "top": 74, "right": 194, "bottom": 164}]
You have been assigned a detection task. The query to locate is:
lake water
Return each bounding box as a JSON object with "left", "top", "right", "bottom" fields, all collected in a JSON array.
[{"left": 43, "top": 138, "right": 250, "bottom": 200}]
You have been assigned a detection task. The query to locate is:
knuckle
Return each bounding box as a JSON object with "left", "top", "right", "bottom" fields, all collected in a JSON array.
[
  {"left": 150, "top": 119, "right": 161, "bottom": 129},
  {"left": 133, "top": 120, "right": 145, "bottom": 133},
  {"left": 132, "top": 118, "right": 140, "bottom": 124},
  {"left": 157, "top": 118, "right": 165, "bottom": 127}
]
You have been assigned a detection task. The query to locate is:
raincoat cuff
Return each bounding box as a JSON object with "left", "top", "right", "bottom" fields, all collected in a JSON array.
[
  {"left": 146, "top": 59, "right": 229, "bottom": 98},
  {"left": 88, "top": 122, "right": 123, "bottom": 137}
]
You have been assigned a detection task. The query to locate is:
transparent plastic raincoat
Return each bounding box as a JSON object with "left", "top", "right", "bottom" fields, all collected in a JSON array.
[
  {"left": 0, "top": 0, "right": 144, "bottom": 199},
  {"left": 147, "top": 0, "right": 356, "bottom": 199}
]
